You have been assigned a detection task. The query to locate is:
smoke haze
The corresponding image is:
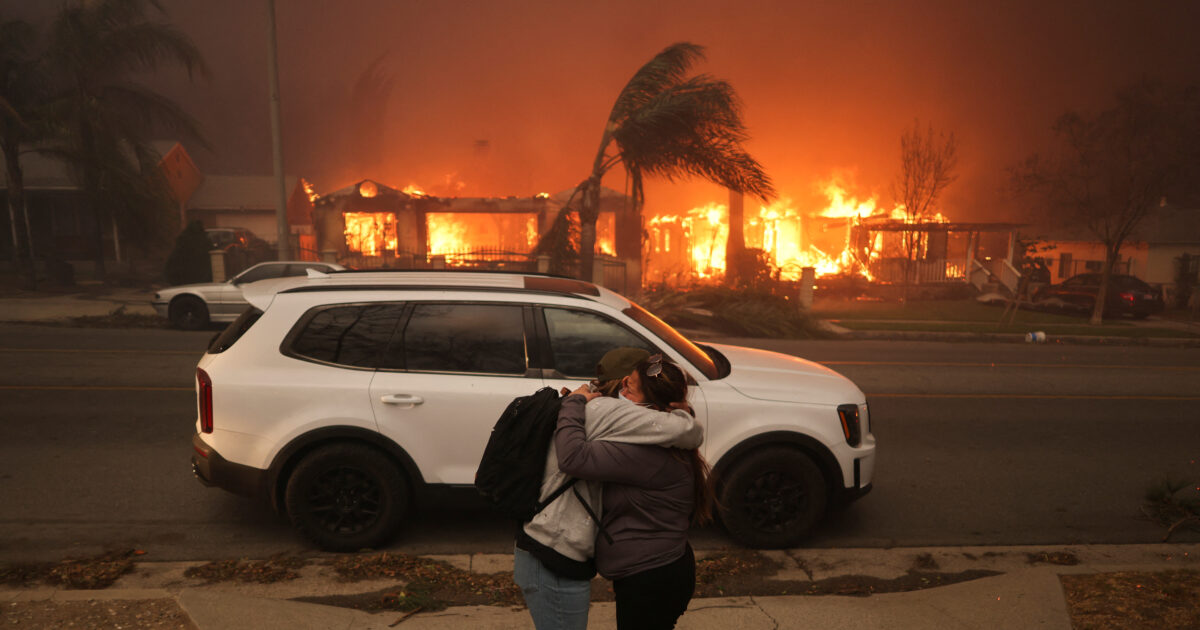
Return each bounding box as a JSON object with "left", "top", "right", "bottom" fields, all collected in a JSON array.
[{"left": 29, "top": 0, "right": 1200, "bottom": 220}]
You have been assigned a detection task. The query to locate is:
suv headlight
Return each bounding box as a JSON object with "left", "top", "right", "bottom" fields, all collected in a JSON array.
[{"left": 837, "top": 403, "right": 862, "bottom": 447}]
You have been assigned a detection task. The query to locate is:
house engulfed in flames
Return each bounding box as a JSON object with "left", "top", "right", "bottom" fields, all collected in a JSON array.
[
  {"left": 645, "top": 183, "right": 1025, "bottom": 294},
  {"left": 293, "top": 179, "right": 641, "bottom": 293},
  {"left": 290, "top": 178, "right": 1023, "bottom": 296}
]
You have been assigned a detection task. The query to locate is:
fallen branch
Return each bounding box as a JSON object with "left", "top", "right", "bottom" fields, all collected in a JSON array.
[{"left": 390, "top": 607, "right": 423, "bottom": 626}]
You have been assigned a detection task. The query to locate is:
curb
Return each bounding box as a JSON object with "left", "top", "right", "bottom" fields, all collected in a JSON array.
[{"left": 4, "top": 544, "right": 1199, "bottom": 630}]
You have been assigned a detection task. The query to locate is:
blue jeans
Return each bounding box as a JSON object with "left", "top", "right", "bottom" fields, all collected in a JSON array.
[{"left": 513, "top": 546, "right": 591, "bottom": 630}]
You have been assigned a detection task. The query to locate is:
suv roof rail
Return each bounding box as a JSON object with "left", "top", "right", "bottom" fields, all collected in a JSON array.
[
  {"left": 325, "top": 268, "right": 575, "bottom": 280},
  {"left": 264, "top": 271, "right": 603, "bottom": 301}
]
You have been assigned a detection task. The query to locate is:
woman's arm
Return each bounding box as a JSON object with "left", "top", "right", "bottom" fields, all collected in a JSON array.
[
  {"left": 585, "top": 397, "right": 702, "bottom": 449},
  {"left": 556, "top": 394, "right": 665, "bottom": 485}
]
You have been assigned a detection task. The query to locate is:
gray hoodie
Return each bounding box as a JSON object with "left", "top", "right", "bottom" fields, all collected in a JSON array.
[{"left": 521, "top": 395, "right": 703, "bottom": 562}]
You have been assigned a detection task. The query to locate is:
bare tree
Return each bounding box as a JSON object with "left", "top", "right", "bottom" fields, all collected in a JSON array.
[
  {"left": 1013, "top": 81, "right": 1200, "bottom": 325},
  {"left": 893, "top": 120, "right": 957, "bottom": 301}
]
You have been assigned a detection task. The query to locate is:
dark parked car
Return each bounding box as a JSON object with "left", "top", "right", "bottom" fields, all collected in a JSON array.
[{"left": 1033, "top": 273, "right": 1164, "bottom": 318}]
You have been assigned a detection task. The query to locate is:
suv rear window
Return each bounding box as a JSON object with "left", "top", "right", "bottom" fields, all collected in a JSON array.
[
  {"left": 287, "top": 304, "right": 404, "bottom": 368},
  {"left": 398, "top": 303, "right": 527, "bottom": 375},
  {"left": 208, "top": 308, "right": 263, "bottom": 354}
]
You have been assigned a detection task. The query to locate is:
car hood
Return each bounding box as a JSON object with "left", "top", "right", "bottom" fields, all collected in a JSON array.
[{"left": 707, "top": 342, "right": 865, "bottom": 406}]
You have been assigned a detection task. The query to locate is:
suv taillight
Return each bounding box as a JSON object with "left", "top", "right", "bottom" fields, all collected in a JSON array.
[
  {"left": 837, "top": 403, "right": 862, "bottom": 447},
  {"left": 197, "top": 368, "right": 213, "bottom": 433}
]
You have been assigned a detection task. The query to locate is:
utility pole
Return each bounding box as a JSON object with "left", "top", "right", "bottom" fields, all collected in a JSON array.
[{"left": 267, "top": 0, "right": 291, "bottom": 259}]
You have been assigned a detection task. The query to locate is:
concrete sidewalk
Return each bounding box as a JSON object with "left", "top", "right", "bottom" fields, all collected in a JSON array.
[
  {"left": 0, "top": 287, "right": 158, "bottom": 322},
  {"left": 3, "top": 543, "right": 1197, "bottom": 629}
]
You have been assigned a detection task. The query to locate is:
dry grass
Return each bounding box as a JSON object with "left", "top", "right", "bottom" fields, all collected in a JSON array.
[{"left": 1062, "top": 570, "right": 1200, "bottom": 629}]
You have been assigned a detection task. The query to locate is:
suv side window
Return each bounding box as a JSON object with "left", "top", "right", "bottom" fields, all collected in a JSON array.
[
  {"left": 401, "top": 303, "right": 527, "bottom": 375},
  {"left": 288, "top": 304, "right": 404, "bottom": 368},
  {"left": 542, "top": 307, "right": 655, "bottom": 378}
]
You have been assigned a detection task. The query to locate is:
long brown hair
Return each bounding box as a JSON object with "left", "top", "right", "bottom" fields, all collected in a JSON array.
[
  {"left": 636, "top": 355, "right": 716, "bottom": 526},
  {"left": 677, "top": 448, "right": 716, "bottom": 526}
]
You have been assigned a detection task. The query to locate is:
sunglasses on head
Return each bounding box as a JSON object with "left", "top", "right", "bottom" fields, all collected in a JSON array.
[{"left": 646, "top": 354, "right": 664, "bottom": 378}]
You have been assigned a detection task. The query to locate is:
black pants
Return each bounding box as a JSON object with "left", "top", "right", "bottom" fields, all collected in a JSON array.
[{"left": 612, "top": 545, "right": 695, "bottom": 630}]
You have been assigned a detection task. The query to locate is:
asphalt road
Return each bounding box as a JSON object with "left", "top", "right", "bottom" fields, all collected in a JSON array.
[{"left": 0, "top": 324, "right": 1197, "bottom": 562}]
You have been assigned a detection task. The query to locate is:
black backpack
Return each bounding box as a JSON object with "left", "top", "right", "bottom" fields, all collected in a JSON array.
[{"left": 475, "top": 387, "right": 575, "bottom": 522}]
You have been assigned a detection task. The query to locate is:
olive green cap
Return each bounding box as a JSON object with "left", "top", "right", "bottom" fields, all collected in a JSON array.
[{"left": 595, "top": 347, "right": 651, "bottom": 383}]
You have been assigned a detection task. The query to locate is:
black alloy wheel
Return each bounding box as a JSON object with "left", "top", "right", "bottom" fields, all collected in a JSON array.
[
  {"left": 169, "top": 296, "right": 210, "bottom": 330},
  {"left": 718, "top": 447, "right": 827, "bottom": 549},
  {"left": 285, "top": 443, "right": 409, "bottom": 552}
]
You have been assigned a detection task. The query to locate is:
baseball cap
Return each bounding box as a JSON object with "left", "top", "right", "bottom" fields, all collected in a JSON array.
[{"left": 595, "top": 347, "right": 651, "bottom": 383}]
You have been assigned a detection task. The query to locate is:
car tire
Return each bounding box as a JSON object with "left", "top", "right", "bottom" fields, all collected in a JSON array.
[
  {"left": 285, "top": 443, "right": 409, "bottom": 552},
  {"left": 169, "top": 296, "right": 210, "bottom": 330},
  {"left": 718, "top": 447, "right": 827, "bottom": 549}
]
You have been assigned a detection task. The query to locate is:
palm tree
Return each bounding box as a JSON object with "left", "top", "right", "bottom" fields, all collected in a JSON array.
[
  {"left": 0, "top": 17, "right": 41, "bottom": 287},
  {"left": 570, "top": 42, "right": 775, "bottom": 283},
  {"left": 43, "top": 0, "right": 207, "bottom": 278}
]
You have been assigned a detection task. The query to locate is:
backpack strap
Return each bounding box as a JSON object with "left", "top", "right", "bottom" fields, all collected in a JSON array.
[
  {"left": 572, "top": 486, "right": 614, "bottom": 545},
  {"left": 533, "top": 477, "right": 577, "bottom": 515},
  {"left": 532, "top": 478, "right": 614, "bottom": 546}
]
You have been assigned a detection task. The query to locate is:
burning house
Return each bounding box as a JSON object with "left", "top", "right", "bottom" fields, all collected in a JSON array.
[
  {"left": 645, "top": 183, "right": 1024, "bottom": 296},
  {"left": 300, "top": 180, "right": 642, "bottom": 293},
  {"left": 294, "top": 177, "right": 1023, "bottom": 298}
]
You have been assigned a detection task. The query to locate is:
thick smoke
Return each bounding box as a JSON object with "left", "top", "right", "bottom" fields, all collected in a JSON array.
[{"left": 116, "top": 0, "right": 1200, "bottom": 220}]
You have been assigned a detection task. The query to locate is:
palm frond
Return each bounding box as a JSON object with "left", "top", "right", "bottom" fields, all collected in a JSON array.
[
  {"left": 612, "top": 77, "right": 775, "bottom": 200},
  {"left": 95, "top": 20, "right": 208, "bottom": 80},
  {"left": 100, "top": 82, "right": 208, "bottom": 149},
  {"left": 48, "top": 0, "right": 207, "bottom": 82},
  {"left": 608, "top": 42, "right": 705, "bottom": 125}
]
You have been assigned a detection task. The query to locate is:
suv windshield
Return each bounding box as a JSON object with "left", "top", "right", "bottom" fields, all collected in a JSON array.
[{"left": 622, "top": 301, "right": 720, "bottom": 380}]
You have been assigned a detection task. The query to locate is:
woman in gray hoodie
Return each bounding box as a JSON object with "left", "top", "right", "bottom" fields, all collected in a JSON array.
[
  {"left": 556, "top": 354, "right": 712, "bottom": 629},
  {"left": 514, "top": 348, "right": 702, "bottom": 630}
]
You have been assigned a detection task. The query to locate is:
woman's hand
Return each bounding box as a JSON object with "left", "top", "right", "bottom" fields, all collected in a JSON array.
[
  {"left": 668, "top": 401, "right": 694, "bottom": 416},
  {"left": 569, "top": 383, "right": 602, "bottom": 401}
]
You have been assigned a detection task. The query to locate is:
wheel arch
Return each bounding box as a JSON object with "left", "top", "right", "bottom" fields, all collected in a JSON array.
[
  {"left": 711, "top": 431, "right": 844, "bottom": 497},
  {"left": 266, "top": 425, "right": 425, "bottom": 514},
  {"left": 168, "top": 292, "right": 206, "bottom": 308}
]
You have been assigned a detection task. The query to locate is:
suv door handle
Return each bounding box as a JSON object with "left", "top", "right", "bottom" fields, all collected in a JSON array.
[{"left": 380, "top": 394, "right": 424, "bottom": 406}]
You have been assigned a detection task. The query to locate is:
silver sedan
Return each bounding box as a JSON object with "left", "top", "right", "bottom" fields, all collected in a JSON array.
[{"left": 153, "top": 261, "right": 346, "bottom": 329}]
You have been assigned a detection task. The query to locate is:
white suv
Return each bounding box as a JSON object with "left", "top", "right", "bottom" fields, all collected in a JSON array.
[{"left": 191, "top": 271, "right": 875, "bottom": 551}]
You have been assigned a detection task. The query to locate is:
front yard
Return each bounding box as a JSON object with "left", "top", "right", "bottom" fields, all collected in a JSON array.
[{"left": 811, "top": 299, "right": 1200, "bottom": 339}]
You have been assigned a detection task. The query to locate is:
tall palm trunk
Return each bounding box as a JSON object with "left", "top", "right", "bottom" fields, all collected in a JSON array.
[
  {"left": 2, "top": 138, "right": 35, "bottom": 288},
  {"left": 579, "top": 130, "right": 613, "bottom": 281},
  {"left": 726, "top": 189, "right": 745, "bottom": 285},
  {"left": 77, "top": 110, "right": 107, "bottom": 279},
  {"left": 3, "top": 142, "right": 21, "bottom": 258},
  {"left": 578, "top": 178, "right": 600, "bottom": 281}
]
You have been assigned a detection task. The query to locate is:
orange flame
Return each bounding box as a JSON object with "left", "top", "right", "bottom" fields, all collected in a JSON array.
[
  {"left": 344, "top": 212, "right": 397, "bottom": 256},
  {"left": 646, "top": 180, "right": 952, "bottom": 283}
]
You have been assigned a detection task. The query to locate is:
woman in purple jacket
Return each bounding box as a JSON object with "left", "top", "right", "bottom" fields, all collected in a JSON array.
[{"left": 557, "top": 354, "right": 713, "bottom": 630}]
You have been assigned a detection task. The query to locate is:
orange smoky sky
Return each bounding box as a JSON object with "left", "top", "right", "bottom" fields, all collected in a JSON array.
[{"left": 132, "top": 0, "right": 1200, "bottom": 221}]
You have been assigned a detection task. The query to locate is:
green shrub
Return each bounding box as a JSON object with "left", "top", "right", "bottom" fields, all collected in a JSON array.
[{"left": 641, "top": 284, "right": 825, "bottom": 338}]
